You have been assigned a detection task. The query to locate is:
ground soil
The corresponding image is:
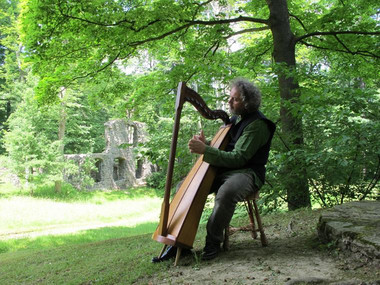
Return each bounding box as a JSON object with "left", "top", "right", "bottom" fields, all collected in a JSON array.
[{"left": 141, "top": 210, "right": 380, "bottom": 285}]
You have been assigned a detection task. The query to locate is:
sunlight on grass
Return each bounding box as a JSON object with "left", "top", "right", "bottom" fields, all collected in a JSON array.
[
  {"left": 0, "top": 222, "right": 159, "bottom": 254},
  {"left": 0, "top": 195, "right": 161, "bottom": 234},
  {"left": 0, "top": 186, "right": 164, "bottom": 255}
]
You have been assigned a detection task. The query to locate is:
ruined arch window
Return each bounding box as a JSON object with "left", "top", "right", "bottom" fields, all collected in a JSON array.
[
  {"left": 135, "top": 159, "right": 143, "bottom": 179},
  {"left": 113, "top": 158, "right": 126, "bottom": 181},
  {"left": 91, "top": 159, "right": 103, "bottom": 183}
]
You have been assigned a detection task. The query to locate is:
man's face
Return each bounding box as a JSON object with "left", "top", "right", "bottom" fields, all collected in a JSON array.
[{"left": 228, "top": 87, "right": 245, "bottom": 115}]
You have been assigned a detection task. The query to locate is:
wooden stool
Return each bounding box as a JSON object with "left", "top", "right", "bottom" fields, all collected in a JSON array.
[{"left": 223, "top": 191, "right": 268, "bottom": 251}]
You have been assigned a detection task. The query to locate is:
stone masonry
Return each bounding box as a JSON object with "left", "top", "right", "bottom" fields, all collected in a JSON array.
[
  {"left": 65, "top": 119, "right": 155, "bottom": 190},
  {"left": 318, "top": 200, "right": 380, "bottom": 264}
]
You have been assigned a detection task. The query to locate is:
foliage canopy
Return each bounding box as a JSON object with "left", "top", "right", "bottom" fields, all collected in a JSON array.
[{"left": 0, "top": 0, "right": 378, "bottom": 208}]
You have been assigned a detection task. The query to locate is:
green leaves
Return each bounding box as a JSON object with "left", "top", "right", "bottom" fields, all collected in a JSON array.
[
  {"left": 6, "top": 0, "right": 378, "bottom": 207},
  {"left": 34, "top": 76, "right": 65, "bottom": 104}
]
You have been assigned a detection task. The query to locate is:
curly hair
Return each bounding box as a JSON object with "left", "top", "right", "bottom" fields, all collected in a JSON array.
[{"left": 230, "top": 78, "right": 262, "bottom": 113}]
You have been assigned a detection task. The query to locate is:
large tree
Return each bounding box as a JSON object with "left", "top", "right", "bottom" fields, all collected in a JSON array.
[
  {"left": 0, "top": 0, "right": 23, "bottom": 153},
  {"left": 19, "top": 0, "right": 379, "bottom": 209}
]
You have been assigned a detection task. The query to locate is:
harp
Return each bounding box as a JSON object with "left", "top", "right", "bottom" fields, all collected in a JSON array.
[{"left": 152, "top": 82, "right": 231, "bottom": 265}]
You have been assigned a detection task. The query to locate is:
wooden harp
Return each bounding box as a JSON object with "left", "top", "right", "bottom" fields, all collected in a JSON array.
[{"left": 152, "top": 82, "right": 231, "bottom": 263}]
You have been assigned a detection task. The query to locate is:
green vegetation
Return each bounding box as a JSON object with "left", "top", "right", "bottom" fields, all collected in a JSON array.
[
  {"left": 0, "top": 185, "right": 216, "bottom": 284},
  {"left": 0, "top": 186, "right": 165, "bottom": 284},
  {"left": 0, "top": 186, "right": 318, "bottom": 284},
  {"left": 1, "top": 0, "right": 378, "bottom": 211},
  {"left": 1, "top": 232, "right": 168, "bottom": 284},
  {"left": 0, "top": 185, "right": 161, "bottom": 251},
  {"left": 0, "top": 1, "right": 378, "bottom": 283}
]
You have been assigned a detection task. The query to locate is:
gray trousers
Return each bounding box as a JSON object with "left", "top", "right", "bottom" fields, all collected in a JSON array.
[{"left": 206, "top": 172, "right": 256, "bottom": 245}]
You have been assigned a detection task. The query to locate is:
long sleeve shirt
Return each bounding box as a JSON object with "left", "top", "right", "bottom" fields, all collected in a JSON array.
[{"left": 203, "top": 119, "right": 271, "bottom": 189}]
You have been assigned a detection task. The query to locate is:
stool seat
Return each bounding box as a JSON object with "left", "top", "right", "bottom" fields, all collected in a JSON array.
[
  {"left": 223, "top": 191, "right": 268, "bottom": 251},
  {"left": 246, "top": 191, "right": 260, "bottom": 200}
]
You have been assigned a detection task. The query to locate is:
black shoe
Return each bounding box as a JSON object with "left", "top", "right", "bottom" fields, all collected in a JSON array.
[
  {"left": 151, "top": 246, "right": 192, "bottom": 263},
  {"left": 201, "top": 242, "right": 221, "bottom": 261},
  {"left": 152, "top": 245, "right": 177, "bottom": 263}
]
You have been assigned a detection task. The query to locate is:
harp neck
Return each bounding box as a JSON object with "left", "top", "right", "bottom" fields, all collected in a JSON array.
[{"left": 176, "top": 82, "right": 230, "bottom": 125}]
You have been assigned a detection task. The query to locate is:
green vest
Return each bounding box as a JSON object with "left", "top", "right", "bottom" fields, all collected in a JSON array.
[{"left": 226, "top": 111, "right": 276, "bottom": 183}]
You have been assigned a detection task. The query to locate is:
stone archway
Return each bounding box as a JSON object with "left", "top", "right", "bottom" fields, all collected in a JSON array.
[
  {"left": 64, "top": 119, "right": 156, "bottom": 190},
  {"left": 113, "top": 157, "right": 127, "bottom": 181},
  {"left": 91, "top": 158, "right": 103, "bottom": 183}
]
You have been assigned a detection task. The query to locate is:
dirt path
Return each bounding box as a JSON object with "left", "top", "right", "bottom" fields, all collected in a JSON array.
[{"left": 141, "top": 210, "right": 379, "bottom": 285}]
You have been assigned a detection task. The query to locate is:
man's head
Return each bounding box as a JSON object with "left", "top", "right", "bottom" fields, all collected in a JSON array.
[{"left": 229, "top": 78, "right": 261, "bottom": 116}]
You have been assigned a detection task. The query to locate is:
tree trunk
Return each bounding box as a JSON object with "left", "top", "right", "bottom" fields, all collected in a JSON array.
[
  {"left": 55, "top": 87, "right": 67, "bottom": 193},
  {"left": 266, "top": 0, "right": 311, "bottom": 210},
  {"left": 6, "top": 100, "right": 11, "bottom": 120}
]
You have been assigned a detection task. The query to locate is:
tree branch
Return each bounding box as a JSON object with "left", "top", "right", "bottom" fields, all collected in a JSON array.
[
  {"left": 340, "top": 138, "right": 361, "bottom": 204},
  {"left": 299, "top": 40, "right": 380, "bottom": 59},
  {"left": 202, "top": 27, "right": 270, "bottom": 58},
  {"left": 128, "top": 23, "right": 193, "bottom": 46},
  {"left": 187, "top": 16, "right": 269, "bottom": 26},
  {"left": 193, "top": 0, "right": 214, "bottom": 21},
  {"left": 289, "top": 13, "right": 308, "bottom": 32},
  {"left": 58, "top": 4, "right": 134, "bottom": 27},
  {"left": 128, "top": 17, "right": 269, "bottom": 47},
  {"left": 184, "top": 71, "right": 198, "bottom": 84},
  {"left": 308, "top": 178, "right": 327, "bottom": 207},
  {"left": 224, "top": 27, "right": 270, "bottom": 40},
  {"left": 275, "top": 126, "right": 292, "bottom": 152},
  {"left": 295, "top": 30, "right": 380, "bottom": 43},
  {"left": 333, "top": 34, "right": 353, "bottom": 54},
  {"left": 58, "top": 3, "right": 160, "bottom": 32},
  {"left": 204, "top": 40, "right": 220, "bottom": 57},
  {"left": 58, "top": 2, "right": 268, "bottom": 33},
  {"left": 46, "top": 45, "right": 100, "bottom": 60},
  {"left": 360, "top": 155, "right": 380, "bottom": 200},
  {"left": 71, "top": 51, "right": 121, "bottom": 81}
]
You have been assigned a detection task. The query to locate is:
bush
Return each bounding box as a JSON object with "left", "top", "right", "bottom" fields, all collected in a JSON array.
[{"left": 146, "top": 171, "right": 166, "bottom": 190}]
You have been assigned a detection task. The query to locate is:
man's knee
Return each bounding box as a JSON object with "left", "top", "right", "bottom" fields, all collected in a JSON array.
[{"left": 216, "top": 173, "right": 255, "bottom": 202}]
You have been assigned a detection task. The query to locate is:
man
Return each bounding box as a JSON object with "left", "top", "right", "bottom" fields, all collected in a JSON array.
[{"left": 153, "top": 78, "right": 275, "bottom": 262}]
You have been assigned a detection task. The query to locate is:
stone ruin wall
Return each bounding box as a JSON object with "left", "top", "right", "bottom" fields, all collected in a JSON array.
[{"left": 64, "top": 119, "right": 156, "bottom": 190}]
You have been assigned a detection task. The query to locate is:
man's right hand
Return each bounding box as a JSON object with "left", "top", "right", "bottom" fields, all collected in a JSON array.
[
  {"left": 195, "top": 130, "right": 206, "bottom": 143},
  {"left": 188, "top": 130, "right": 207, "bottom": 154}
]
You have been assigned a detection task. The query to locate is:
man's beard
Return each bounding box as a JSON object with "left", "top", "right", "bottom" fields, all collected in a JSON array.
[{"left": 230, "top": 106, "right": 244, "bottom": 116}]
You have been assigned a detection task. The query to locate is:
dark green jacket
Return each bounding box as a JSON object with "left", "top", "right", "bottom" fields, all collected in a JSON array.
[{"left": 204, "top": 111, "right": 275, "bottom": 188}]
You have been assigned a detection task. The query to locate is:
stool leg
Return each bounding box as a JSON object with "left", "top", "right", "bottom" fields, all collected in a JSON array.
[
  {"left": 174, "top": 247, "right": 182, "bottom": 266},
  {"left": 253, "top": 200, "right": 268, "bottom": 246},
  {"left": 245, "top": 200, "right": 258, "bottom": 239},
  {"left": 223, "top": 226, "right": 230, "bottom": 251}
]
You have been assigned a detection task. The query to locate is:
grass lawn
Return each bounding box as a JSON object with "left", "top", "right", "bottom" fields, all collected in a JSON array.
[
  {"left": 0, "top": 184, "right": 162, "bottom": 251},
  {"left": 0, "top": 195, "right": 320, "bottom": 285},
  {"left": 0, "top": 182, "right": 331, "bottom": 284},
  {"left": 0, "top": 184, "right": 173, "bottom": 284},
  {"left": 0, "top": 231, "right": 169, "bottom": 284}
]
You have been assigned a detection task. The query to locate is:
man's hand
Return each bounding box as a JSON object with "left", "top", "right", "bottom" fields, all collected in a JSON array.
[{"left": 188, "top": 130, "right": 206, "bottom": 154}]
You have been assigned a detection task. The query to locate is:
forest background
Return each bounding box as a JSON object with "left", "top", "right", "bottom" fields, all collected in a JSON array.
[{"left": 0, "top": 0, "right": 379, "bottom": 211}]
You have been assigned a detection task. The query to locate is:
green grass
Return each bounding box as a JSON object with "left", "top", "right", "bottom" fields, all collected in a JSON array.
[
  {"left": 0, "top": 180, "right": 327, "bottom": 284},
  {"left": 0, "top": 184, "right": 170, "bottom": 284},
  {"left": 0, "top": 185, "right": 162, "bottom": 236},
  {"left": 0, "top": 184, "right": 163, "bottom": 255},
  {"left": 0, "top": 195, "right": 161, "bottom": 232},
  {"left": 0, "top": 233, "right": 169, "bottom": 284},
  {"left": 0, "top": 204, "right": 320, "bottom": 285},
  {"left": 0, "top": 222, "right": 159, "bottom": 254}
]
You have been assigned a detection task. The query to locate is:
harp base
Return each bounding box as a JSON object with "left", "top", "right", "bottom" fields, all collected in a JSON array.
[
  {"left": 153, "top": 234, "right": 192, "bottom": 249},
  {"left": 153, "top": 234, "right": 192, "bottom": 266}
]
